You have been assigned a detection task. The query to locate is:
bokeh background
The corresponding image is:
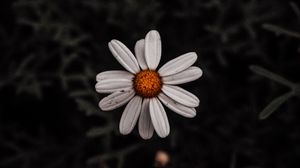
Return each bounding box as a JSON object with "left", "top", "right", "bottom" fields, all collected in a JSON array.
[{"left": 1, "top": 0, "right": 300, "bottom": 168}]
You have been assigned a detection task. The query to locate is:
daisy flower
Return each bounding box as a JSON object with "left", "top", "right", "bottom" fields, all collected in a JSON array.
[{"left": 95, "top": 30, "right": 202, "bottom": 139}]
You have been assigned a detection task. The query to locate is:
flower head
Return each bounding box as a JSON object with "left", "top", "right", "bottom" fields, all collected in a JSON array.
[{"left": 95, "top": 30, "right": 203, "bottom": 139}]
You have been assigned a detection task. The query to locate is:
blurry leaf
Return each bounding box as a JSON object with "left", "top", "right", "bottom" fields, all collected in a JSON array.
[
  {"left": 290, "top": 2, "right": 300, "bottom": 21},
  {"left": 69, "top": 90, "right": 92, "bottom": 97},
  {"left": 294, "top": 83, "right": 300, "bottom": 96},
  {"left": 84, "top": 66, "right": 96, "bottom": 78},
  {"left": 15, "top": 54, "right": 35, "bottom": 76},
  {"left": 75, "top": 98, "right": 98, "bottom": 115},
  {"left": 59, "top": 73, "right": 68, "bottom": 90},
  {"left": 259, "top": 91, "right": 294, "bottom": 120},
  {"left": 262, "top": 23, "right": 300, "bottom": 38},
  {"left": 87, "top": 143, "right": 142, "bottom": 165},
  {"left": 16, "top": 77, "right": 44, "bottom": 100},
  {"left": 75, "top": 98, "right": 108, "bottom": 118},
  {"left": 249, "top": 65, "right": 295, "bottom": 88},
  {"left": 86, "top": 126, "right": 113, "bottom": 137},
  {"left": 117, "top": 156, "right": 124, "bottom": 168},
  {"left": 229, "top": 150, "right": 237, "bottom": 168},
  {"left": 61, "top": 53, "right": 79, "bottom": 67}
]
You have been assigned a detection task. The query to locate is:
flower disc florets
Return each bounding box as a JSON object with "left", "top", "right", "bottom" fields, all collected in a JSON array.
[{"left": 133, "top": 70, "right": 162, "bottom": 98}]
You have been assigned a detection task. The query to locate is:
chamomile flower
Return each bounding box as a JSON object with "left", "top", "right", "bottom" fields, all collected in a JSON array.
[{"left": 95, "top": 30, "right": 202, "bottom": 139}]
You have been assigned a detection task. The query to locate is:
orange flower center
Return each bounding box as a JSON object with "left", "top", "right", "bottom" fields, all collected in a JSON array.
[{"left": 133, "top": 70, "right": 162, "bottom": 98}]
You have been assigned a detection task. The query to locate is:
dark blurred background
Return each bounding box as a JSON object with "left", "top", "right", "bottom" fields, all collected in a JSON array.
[{"left": 1, "top": 0, "right": 300, "bottom": 168}]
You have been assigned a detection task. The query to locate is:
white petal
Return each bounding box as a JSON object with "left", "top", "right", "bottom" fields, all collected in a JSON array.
[
  {"left": 99, "top": 89, "right": 135, "bottom": 111},
  {"left": 96, "top": 70, "right": 133, "bottom": 82},
  {"left": 158, "top": 52, "right": 197, "bottom": 76},
  {"left": 162, "top": 66, "right": 202, "bottom": 85},
  {"left": 95, "top": 71, "right": 133, "bottom": 93},
  {"left": 149, "top": 98, "right": 170, "bottom": 138},
  {"left": 119, "top": 96, "right": 142, "bottom": 135},
  {"left": 108, "top": 40, "right": 140, "bottom": 74},
  {"left": 162, "top": 85, "right": 199, "bottom": 107},
  {"left": 95, "top": 82, "right": 132, "bottom": 94},
  {"left": 138, "top": 98, "right": 154, "bottom": 139},
  {"left": 158, "top": 93, "right": 196, "bottom": 118},
  {"left": 145, "top": 30, "right": 161, "bottom": 70},
  {"left": 135, "top": 39, "right": 148, "bottom": 70}
]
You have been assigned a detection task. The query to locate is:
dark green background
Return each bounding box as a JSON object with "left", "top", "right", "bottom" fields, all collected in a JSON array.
[{"left": 0, "top": 0, "right": 300, "bottom": 168}]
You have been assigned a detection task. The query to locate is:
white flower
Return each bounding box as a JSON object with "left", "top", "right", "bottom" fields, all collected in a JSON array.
[{"left": 95, "top": 30, "right": 203, "bottom": 139}]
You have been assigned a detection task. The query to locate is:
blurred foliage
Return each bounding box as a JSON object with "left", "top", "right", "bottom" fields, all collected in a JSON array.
[
  {"left": 0, "top": 0, "right": 300, "bottom": 168},
  {"left": 250, "top": 65, "right": 299, "bottom": 119}
]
